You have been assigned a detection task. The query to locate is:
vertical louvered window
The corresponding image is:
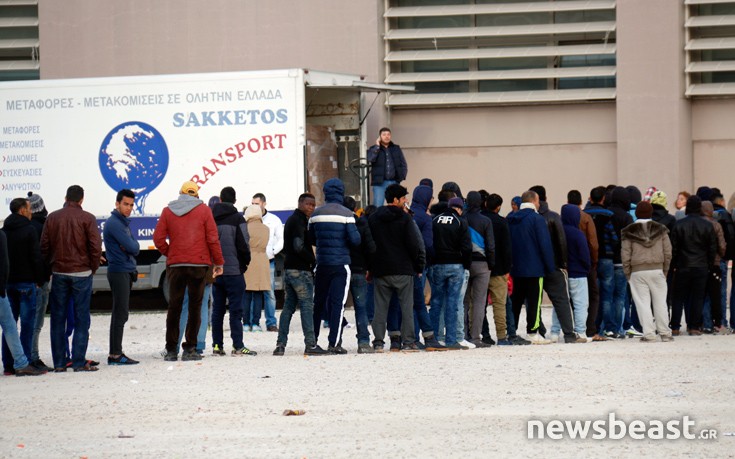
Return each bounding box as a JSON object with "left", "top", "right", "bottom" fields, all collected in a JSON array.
[
  {"left": 384, "top": 0, "right": 617, "bottom": 106},
  {"left": 686, "top": 0, "right": 735, "bottom": 96},
  {"left": 0, "top": 0, "right": 39, "bottom": 81}
]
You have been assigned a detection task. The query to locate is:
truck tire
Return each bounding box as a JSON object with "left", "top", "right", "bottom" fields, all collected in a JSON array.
[{"left": 160, "top": 271, "right": 169, "bottom": 304}]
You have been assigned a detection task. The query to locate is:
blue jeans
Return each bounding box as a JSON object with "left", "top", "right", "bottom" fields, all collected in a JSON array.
[
  {"left": 350, "top": 273, "right": 371, "bottom": 345},
  {"left": 429, "top": 264, "right": 463, "bottom": 346},
  {"left": 2, "top": 282, "right": 36, "bottom": 369},
  {"left": 551, "top": 277, "right": 588, "bottom": 336},
  {"left": 505, "top": 294, "right": 517, "bottom": 337},
  {"left": 263, "top": 260, "right": 277, "bottom": 328},
  {"left": 413, "top": 270, "right": 433, "bottom": 339},
  {"left": 435, "top": 268, "right": 469, "bottom": 342},
  {"left": 244, "top": 291, "right": 265, "bottom": 327},
  {"left": 49, "top": 274, "right": 92, "bottom": 370},
  {"left": 278, "top": 269, "right": 316, "bottom": 347},
  {"left": 598, "top": 260, "right": 626, "bottom": 335},
  {"left": 211, "top": 275, "right": 245, "bottom": 349},
  {"left": 372, "top": 180, "right": 397, "bottom": 207},
  {"left": 0, "top": 294, "right": 29, "bottom": 369},
  {"left": 31, "top": 282, "right": 49, "bottom": 361},
  {"left": 178, "top": 284, "right": 210, "bottom": 352}
]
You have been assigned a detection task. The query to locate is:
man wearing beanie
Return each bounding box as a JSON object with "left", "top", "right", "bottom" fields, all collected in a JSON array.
[
  {"left": 701, "top": 201, "right": 727, "bottom": 334},
  {"left": 26, "top": 192, "right": 50, "bottom": 370},
  {"left": 670, "top": 196, "right": 717, "bottom": 335},
  {"left": 154, "top": 181, "right": 225, "bottom": 362},
  {"left": 621, "top": 201, "right": 673, "bottom": 342},
  {"left": 649, "top": 191, "right": 676, "bottom": 233}
]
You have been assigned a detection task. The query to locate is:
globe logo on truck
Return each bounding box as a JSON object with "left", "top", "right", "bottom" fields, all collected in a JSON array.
[{"left": 98, "top": 121, "right": 169, "bottom": 215}]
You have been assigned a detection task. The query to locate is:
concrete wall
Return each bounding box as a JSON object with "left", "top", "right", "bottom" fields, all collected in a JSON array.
[
  {"left": 393, "top": 103, "right": 617, "bottom": 207},
  {"left": 692, "top": 99, "right": 735, "bottom": 203}
]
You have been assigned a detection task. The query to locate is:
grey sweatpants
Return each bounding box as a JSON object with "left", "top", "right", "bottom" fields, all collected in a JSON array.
[
  {"left": 464, "top": 261, "right": 490, "bottom": 341},
  {"left": 372, "top": 275, "right": 415, "bottom": 345},
  {"left": 628, "top": 269, "right": 671, "bottom": 339}
]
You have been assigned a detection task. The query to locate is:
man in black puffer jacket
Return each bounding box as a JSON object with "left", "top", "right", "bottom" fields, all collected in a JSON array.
[
  {"left": 529, "top": 185, "right": 576, "bottom": 343},
  {"left": 211, "top": 187, "right": 252, "bottom": 356},
  {"left": 670, "top": 196, "right": 717, "bottom": 335}
]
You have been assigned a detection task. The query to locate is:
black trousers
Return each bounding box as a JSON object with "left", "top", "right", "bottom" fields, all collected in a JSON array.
[
  {"left": 512, "top": 277, "right": 543, "bottom": 335},
  {"left": 108, "top": 271, "right": 133, "bottom": 355},
  {"left": 671, "top": 267, "right": 708, "bottom": 331},
  {"left": 166, "top": 266, "right": 207, "bottom": 353}
]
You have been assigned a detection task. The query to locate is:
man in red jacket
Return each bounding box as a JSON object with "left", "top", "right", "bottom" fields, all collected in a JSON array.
[{"left": 154, "top": 181, "right": 224, "bottom": 362}]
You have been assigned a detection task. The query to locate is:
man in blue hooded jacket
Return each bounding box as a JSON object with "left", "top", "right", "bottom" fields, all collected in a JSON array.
[
  {"left": 309, "top": 178, "right": 361, "bottom": 354},
  {"left": 507, "top": 190, "right": 555, "bottom": 344}
]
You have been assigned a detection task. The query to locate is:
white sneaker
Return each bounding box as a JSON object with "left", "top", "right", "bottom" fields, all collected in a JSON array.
[
  {"left": 242, "top": 325, "right": 251, "bottom": 332},
  {"left": 438, "top": 340, "right": 446, "bottom": 346},
  {"left": 626, "top": 327, "right": 643, "bottom": 337},
  {"left": 530, "top": 333, "right": 551, "bottom": 345},
  {"left": 459, "top": 339, "right": 476, "bottom": 349},
  {"left": 251, "top": 325, "right": 263, "bottom": 332},
  {"left": 549, "top": 333, "right": 560, "bottom": 343}
]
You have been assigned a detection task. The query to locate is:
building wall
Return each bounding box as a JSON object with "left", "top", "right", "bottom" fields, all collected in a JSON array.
[{"left": 36, "top": 0, "right": 735, "bottom": 207}]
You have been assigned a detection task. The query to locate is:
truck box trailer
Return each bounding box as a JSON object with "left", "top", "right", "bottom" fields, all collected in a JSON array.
[{"left": 0, "top": 69, "right": 412, "bottom": 300}]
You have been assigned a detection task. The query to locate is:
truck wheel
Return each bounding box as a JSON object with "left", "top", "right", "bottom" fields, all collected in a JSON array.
[{"left": 160, "top": 272, "right": 169, "bottom": 304}]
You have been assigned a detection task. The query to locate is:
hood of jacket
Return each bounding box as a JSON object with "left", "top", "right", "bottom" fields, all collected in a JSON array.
[
  {"left": 507, "top": 207, "right": 536, "bottom": 224},
  {"left": 610, "top": 186, "right": 631, "bottom": 210},
  {"left": 373, "top": 204, "right": 406, "bottom": 223},
  {"left": 168, "top": 194, "right": 203, "bottom": 216},
  {"left": 212, "top": 201, "right": 239, "bottom": 221},
  {"left": 561, "top": 204, "right": 581, "bottom": 228},
  {"left": 2, "top": 212, "right": 32, "bottom": 231},
  {"left": 622, "top": 220, "right": 668, "bottom": 247},
  {"left": 323, "top": 178, "right": 345, "bottom": 204},
  {"left": 411, "top": 185, "right": 432, "bottom": 212},
  {"left": 466, "top": 191, "right": 482, "bottom": 211}
]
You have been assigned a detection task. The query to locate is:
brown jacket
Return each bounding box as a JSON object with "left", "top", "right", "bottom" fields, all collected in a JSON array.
[
  {"left": 40, "top": 201, "right": 102, "bottom": 274},
  {"left": 705, "top": 216, "right": 727, "bottom": 266},
  {"left": 579, "top": 210, "right": 599, "bottom": 266},
  {"left": 621, "top": 220, "right": 672, "bottom": 279},
  {"left": 244, "top": 216, "right": 270, "bottom": 291}
]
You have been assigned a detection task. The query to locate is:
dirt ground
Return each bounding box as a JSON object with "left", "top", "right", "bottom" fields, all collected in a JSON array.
[{"left": 1, "top": 307, "right": 733, "bottom": 458}]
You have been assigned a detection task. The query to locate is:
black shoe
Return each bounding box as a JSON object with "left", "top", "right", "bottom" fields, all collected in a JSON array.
[
  {"left": 389, "top": 337, "right": 401, "bottom": 352},
  {"left": 357, "top": 343, "right": 375, "bottom": 354},
  {"left": 73, "top": 364, "right": 99, "bottom": 372},
  {"left": 304, "top": 345, "right": 329, "bottom": 356},
  {"left": 424, "top": 338, "right": 448, "bottom": 352},
  {"left": 509, "top": 335, "right": 531, "bottom": 346},
  {"left": 401, "top": 342, "right": 421, "bottom": 352},
  {"left": 445, "top": 342, "right": 469, "bottom": 351},
  {"left": 3, "top": 367, "right": 15, "bottom": 376},
  {"left": 212, "top": 345, "right": 227, "bottom": 356},
  {"left": 471, "top": 339, "right": 492, "bottom": 348},
  {"left": 481, "top": 336, "right": 496, "bottom": 346},
  {"left": 273, "top": 345, "right": 285, "bottom": 356},
  {"left": 31, "top": 359, "right": 52, "bottom": 372},
  {"left": 267, "top": 325, "right": 278, "bottom": 332},
  {"left": 16, "top": 365, "right": 46, "bottom": 376},
  {"left": 108, "top": 354, "right": 140, "bottom": 365},
  {"left": 182, "top": 350, "right": 203, "bottom": 361},
  {"left": 563, "top": 334, "right": 581, "bottom": 344},
  {"left": 373, "top": 342, "right": 385, "bottom": 353},
  {"left": 327, "top": 345, "right": 348, "bottom": 355},
  {"left": 163, "top": 351, "right": 178, "bottom": 361}
]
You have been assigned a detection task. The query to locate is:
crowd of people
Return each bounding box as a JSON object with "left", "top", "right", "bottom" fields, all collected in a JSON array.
[{"left": 2, "top": 129, "right": 734, "bottom": 376}]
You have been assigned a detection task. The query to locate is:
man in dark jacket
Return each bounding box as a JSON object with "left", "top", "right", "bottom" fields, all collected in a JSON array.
[
  {"left": 368, "top": 127, "right": 407, "bottom": 206},
  {"left": 275, "top": 193, "right": 328, "bottom": 356},
  {"left": 529, "top": 185, "right": 576, "bottom": 343},
  {"left": 429, "top": 197, "right": 472, "bottom": 350},
  {"left": 103, "top": 189, "right": 141, "bottom": 365},
  {"left": 606, "top": 186, "right": 635, "bottom": 337},
  {"left": 211, "top": 187, "right": 255, "bottom": 357},
  {"left": 650, "top": 191, "right": 676, "bottom": 234},
  {"left": 507, "top": 190, "right": 554, "bottom": 345},
  {"left": 481, "top": 193, "right": 526, "bottom": 346},
  {"left": 410, "top": 185, "right": 444, "bottom": 350},
  {"left": 670, "top": 196, "right": 718, "bottom": 335},
  {"left": 344, "top": 196, "right": 376, "bottom": 353},
  {"left": 0, "top": 230, "right": 44, "bottom": 377},
  {"left": 309, "top": 178, "right": 361, "bottom": 354},
  {"left": 369, "top": 184, "right": 426, "bottom": 352},
  {"left": 463, "top": 191, "right": 495, "bottom": 347},
  {"left": 41, "top": 185, "right": 103, "bottom": 372},
  {"left": 27, "top": 192, "right": 50, "bottom": 369},
  {"left": 711, "top": 191, "right": 734, "bottom": 330},
  {"left": 2, "top": 197, "right": 45, "bottom": 374}
]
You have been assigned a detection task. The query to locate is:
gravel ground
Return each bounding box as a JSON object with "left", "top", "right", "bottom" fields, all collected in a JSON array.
[{"left": 1, "top": 307, "right": 733, "bottom": 458}]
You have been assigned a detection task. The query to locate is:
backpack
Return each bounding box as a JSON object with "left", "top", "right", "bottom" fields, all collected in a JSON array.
[
  {"left": 714, "top": 208, "right": 735, "bottom": 260},
  {"left": 585, "top": 207, "right": 618, "bottom": 259}
]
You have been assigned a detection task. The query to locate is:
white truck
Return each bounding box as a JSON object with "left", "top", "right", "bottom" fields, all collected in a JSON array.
[{"left": 0, "top": 69, "right": 411, "bottom": 301}]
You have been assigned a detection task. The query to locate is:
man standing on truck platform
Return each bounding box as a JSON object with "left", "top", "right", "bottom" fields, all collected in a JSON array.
[
  {"left": 41, "top": 185, "right": 103, "bottom": 372},
  {"left": 368, "top": 127, "right": 407, "bottom": 207},
  {"left": 103, "top": 189, "right": 140, "bottom": 365},
  {"left": 251, "top": 193, "right": 283, "bottom": 332},
  {"left": 154, "top": 181, "right": 224, "bottom": 362}
]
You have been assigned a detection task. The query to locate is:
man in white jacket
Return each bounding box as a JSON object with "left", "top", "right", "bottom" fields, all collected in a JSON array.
[{"left": 251, "top": 193, "right": 283, "bottom": 332}]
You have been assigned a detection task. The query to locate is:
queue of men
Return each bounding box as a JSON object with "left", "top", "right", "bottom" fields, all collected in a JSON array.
[{"left": 3, "top": 172, "right": 735, "bottom": 375}]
